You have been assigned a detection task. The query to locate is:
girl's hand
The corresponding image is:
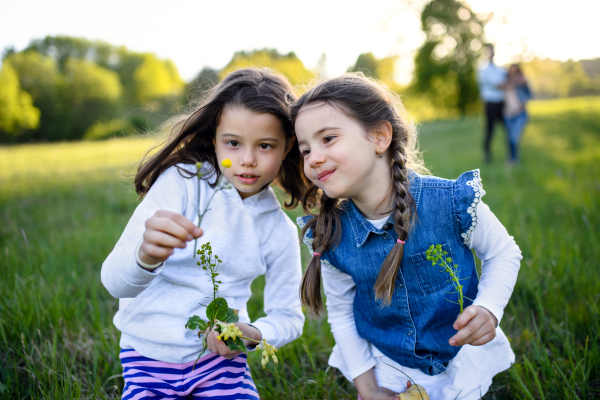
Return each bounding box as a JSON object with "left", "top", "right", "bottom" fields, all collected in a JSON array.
[
  {"left": 355, "top": 369, "right": 410, "bottom": 400},
  {"left": 364, "top": 387, "right": 400, "bottom": 400},
  {"left": 205, "top": 322, "right": 261, "bottom": 360},
  {"left": 139, "top": 210, "right": 202, "bottom": 265},
  {"left": 449, "top": 305, "right": 498, "bottom": 347},
  {"left": 364, "top": 382, "right": 413, "bottom": 400}
]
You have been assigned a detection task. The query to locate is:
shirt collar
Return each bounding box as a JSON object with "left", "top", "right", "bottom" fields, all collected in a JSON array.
[{"left": 345, "top": 171, "right": 421, "bottom": 248}]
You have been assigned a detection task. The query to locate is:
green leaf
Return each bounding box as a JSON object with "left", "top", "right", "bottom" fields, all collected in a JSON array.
[
  {"left": 225, "top": 338, "right": 244, "bottom": 352},
  {"left": 223, "top": 308, "right": 239, "bottom": 323},
  {"left": 185, "top": 315, "right": 208, "bottom": 331},
  {"left": 206, "top": 297, "right": 228, "bottom": 321},
  {"left": 224, "top": 336, "right": 248, "bottom": 353}
]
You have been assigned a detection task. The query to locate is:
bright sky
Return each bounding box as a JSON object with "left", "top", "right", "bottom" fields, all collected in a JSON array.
[{"left": 1, "top": 0, "right": 598, "bottom": 84}]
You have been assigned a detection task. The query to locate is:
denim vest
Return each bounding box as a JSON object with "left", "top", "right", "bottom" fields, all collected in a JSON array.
[{"left": 298, "top": 170, "right": 485, "bottom": 376}]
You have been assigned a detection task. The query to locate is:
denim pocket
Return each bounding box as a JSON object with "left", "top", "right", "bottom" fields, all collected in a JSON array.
[{"left": 410, "top": 243, "right": 454, "bottom": 296}]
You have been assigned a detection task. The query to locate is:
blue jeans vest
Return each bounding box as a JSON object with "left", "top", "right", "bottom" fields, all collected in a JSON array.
[{"left": 298, "top": 170, "right": 485, "bottom": 376}]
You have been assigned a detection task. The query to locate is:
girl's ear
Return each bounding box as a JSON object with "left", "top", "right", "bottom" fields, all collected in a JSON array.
[
  {"left": 372, "top": 121, "right": 393, "bottom": 154},
  {"left": 283, "top": 136, "right": 296, "bottom": 159}
]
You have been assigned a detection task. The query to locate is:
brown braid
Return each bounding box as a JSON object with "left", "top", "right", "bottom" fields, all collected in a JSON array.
[
  {"left": 373, "top": 131, "right": 416, "bottom": 304},
  {"left": 299, "top": 187, "right": 342, "bottom": 315}
]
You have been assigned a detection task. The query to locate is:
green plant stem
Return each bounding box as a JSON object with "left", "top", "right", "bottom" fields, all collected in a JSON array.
[
  {"left": 441, "top": 259, "right": 464, "bottom": 313},
  {"left": 193, "top": 175, "right": 227, "bottom": 258}
]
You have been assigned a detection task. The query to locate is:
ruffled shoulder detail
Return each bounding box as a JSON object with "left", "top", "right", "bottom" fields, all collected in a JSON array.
[
  {"left": 296, "top": 215, "right": 315, "bottom": 253},
  {"left": 455, "top": 169, "right": 486, "bottom": 247},
  {"left": 296, "top": 216, "right": 341, "bottom": 273}
]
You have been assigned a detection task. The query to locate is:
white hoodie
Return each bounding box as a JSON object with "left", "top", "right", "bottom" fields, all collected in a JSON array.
[{"left": 101, "top": 164, "right": 304, "bottom": 363}]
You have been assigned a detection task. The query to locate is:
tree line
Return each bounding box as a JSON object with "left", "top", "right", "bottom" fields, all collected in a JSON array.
[{"left": 2, "top": 0, "right": 599, "bottom": 143}]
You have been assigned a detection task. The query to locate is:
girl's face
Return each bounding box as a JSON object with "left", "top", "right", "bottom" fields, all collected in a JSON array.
[
  {"left": 295, "top": 102, "right": 384, "bottom": 201},
  {"left": 215, "top": 106, "right": 293, "bottom": 199}
]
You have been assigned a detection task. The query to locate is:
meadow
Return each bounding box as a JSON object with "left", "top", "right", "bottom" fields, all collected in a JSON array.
[{"left": 0, "top": 97, "right": 599, "bottom": 399}]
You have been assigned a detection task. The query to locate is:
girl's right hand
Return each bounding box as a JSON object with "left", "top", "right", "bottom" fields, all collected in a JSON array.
[
  {"left": 139, "top": 210, "right": 203, "bottom": 265},
  {"left": 355, "top": 369, "right": 410, "bottom": 400}
]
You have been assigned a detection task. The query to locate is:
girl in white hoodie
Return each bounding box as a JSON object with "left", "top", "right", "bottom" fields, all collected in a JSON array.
[{"left": 101, "top": 68, "right": 308, "bottom": 400}]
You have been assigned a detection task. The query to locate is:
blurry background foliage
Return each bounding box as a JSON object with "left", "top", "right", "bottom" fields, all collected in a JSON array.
[
  {"left": 1, "top": 1, "right": 600, "bottom": 144},
  {"left": 412, "top": 0, "right": 485, "bottom": 117}
]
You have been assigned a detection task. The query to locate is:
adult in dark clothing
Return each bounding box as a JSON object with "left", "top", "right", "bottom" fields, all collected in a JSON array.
[{"left": 477, "top": 45, "right": 507, "bottom": 163}]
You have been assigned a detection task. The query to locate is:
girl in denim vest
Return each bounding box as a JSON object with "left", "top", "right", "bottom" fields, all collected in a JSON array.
[{"left": 294, "top": 73, "right": 522, "bottom": 400}]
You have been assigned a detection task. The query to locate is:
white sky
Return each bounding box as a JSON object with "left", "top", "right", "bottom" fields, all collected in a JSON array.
[{"left": 1, "top": 0, "right": 598, "bottom": 85}]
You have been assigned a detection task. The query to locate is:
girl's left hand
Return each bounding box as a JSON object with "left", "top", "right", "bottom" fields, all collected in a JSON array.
[
  {"left": 449, "top": 305, "right": 498, "bottom": 347},
  {"left": 205, "top": 322, "right": 261, "bottom": 359}
]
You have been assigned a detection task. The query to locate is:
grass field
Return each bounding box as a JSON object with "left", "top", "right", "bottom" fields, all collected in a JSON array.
[{"left": 1, "top": 97, "right": 599, "bottom": 399}]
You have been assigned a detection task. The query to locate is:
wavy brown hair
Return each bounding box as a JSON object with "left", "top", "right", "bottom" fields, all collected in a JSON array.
[
  {"left": 292, "top": 73, "right": 428, "bottom": 314},
  {"left": 134, "top": 68, "right": 307, "bottom": 209}
]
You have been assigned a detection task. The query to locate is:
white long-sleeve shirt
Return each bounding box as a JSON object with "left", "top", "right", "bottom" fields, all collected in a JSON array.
[
  {"left": 319, "top": 201, "right": 521, "bottom": 400},
  {"left": 101, "top": 164, "right": 304, "bottom": 364},
  {"left": 477, "top": 62, "right": 507, "bottom": 102}
]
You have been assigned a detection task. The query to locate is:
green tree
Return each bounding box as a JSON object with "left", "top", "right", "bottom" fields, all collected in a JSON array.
[
  {"left": 5, "top": 36, "right": 187, "bottom": 142},
  {"left": 27, "top": 36, "right": 114, "bottom": 71},
  {"left": 413, "top": 0, "right": 485, "bottom": 116},
  {"left": 63, "top": 58, "right": 122, "bottom": 103},
  {"left": 133, "top": 54, "right": 184, "bottom": 105},
  {"left": 27, "top": 36, "right": 184, "bottom": 107},
  {"left": 0, "top": 62, "right": 40, "bottom": 135},
  {"left": 3, "top": 50, "right": 60, "bottom": 141},
  {"left": 521, "top": 58, "right": 600, "bottom": 99},
  {"left": 61, "top": 58, "right": 123, "bottom": 140},
  {"left": 221, "top": 49, "right": 315, "bottom": 88},
  {"left": 348, "top": 53, "right": 398, "bottom": 88}
]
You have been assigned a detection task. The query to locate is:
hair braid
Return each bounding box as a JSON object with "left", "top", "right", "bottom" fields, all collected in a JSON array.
[
  {"left": 299, "top": 187, "right": 341, "bottom": 315},
  {"left": 373, "top": 133, "right": 415, "bottom": 305}
]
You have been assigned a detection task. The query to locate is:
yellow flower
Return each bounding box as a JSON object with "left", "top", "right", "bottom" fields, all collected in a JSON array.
[
  {"left": 258, "top": 339, "right": 278, "bottom": 368},
  {"left": 216, "top": 322, "right": 243, "bottom": 341},
  {"left": 196, "top": 161, "right": 202, "bottom": 170},
  {"left": 221, "top": 159, "right": 232, "bottom": 168}
]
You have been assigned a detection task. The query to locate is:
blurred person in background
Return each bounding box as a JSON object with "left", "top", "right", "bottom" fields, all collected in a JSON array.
[
  {"left": 477, "top": 44, "right": 507, "bottom": 164},
  {"left": 501, "top": 64, "right": 532, "bottom": 165}
]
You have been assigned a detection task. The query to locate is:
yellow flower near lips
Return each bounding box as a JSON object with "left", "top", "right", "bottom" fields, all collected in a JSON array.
[{"left": 221, "top": 159, "right": 232, "bottom": 168}]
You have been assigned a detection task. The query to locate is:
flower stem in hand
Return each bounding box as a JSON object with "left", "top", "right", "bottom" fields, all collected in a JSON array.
[
  {"left": 425, "top": 244, "right": 469, "bottom": 313},
  {"left": 192, "top": 160, "right": 232, "bottom": 257}
]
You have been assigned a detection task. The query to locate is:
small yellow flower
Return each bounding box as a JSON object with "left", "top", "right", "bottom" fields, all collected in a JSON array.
[
  {"left": 258, "top": 339, "right": 278, "bottom": 368},
  {"left": 216, "top": 322, "right": 243, "bottom": 341},
  {"left": 196, "top": 161, "right": 202, "bottom": 170},
  {"left": 221, "top": 159, "right": 232, "bottom": 168}
]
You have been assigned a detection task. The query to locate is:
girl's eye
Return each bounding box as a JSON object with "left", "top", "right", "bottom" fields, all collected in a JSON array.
[
  {"left": 227, "top": 140, "right": 240, "bottom": 147},
  {"left": 323, "top": 135, "right": 335, "bottom": 144},
  {"left": 300, "top": 148, "right": 311, "bottom": 158},
  {"left": 259, "top": 143, "right": 273, "bottom": 150}
]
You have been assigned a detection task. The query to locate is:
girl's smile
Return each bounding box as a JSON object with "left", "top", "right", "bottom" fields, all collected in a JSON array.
[
  {"left": 236, "top": 173, "right": 260, "bottom": 185},
  {"left": 317, "top": 169, "right": 335, "bottom": 182}
]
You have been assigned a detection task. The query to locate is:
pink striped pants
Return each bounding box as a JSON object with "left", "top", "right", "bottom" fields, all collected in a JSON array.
[{"left": 120, "top": 349, "right": 259, "bottom": 399}]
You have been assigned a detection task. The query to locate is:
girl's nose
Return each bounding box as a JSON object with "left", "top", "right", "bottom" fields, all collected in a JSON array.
[
  {"left": 307, "top": 149, "right": 326, "bottom": 168},
  {"left": 241, "top": 150, "right": 257, "bottom": 167}
]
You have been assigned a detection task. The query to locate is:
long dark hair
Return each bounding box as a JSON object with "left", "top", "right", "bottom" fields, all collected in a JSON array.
[
  {"left": 135, "top": 68, "right": 307, "bottom": 209},
  {"left": 292, "top": 73, "right": 428, "bottom": 314}
]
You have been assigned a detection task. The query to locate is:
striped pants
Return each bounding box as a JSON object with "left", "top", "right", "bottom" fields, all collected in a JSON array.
[{"left": 120, "top": 349, "right": 260, "bottom": 399}]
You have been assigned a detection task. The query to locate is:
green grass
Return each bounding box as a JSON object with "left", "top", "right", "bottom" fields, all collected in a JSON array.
[{"left": 1, "top": 97, "right": 599, "bottom": 399}]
